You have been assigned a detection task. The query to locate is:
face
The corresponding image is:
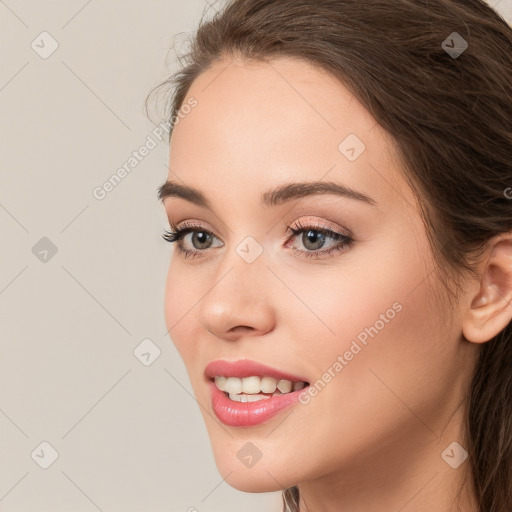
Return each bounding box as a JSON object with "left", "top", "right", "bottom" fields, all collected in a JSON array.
[{"left": 162, "top": 56, "right": 477, "bottom": 492}]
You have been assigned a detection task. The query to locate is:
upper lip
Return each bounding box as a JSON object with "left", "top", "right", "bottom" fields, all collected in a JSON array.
[{"left": 204, "top": 359, "right": 309, "bottom": 383}]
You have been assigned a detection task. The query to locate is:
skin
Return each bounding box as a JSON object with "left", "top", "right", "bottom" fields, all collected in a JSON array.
[{"left": 162, "top": 55, "right": 512, "bottom": 511}]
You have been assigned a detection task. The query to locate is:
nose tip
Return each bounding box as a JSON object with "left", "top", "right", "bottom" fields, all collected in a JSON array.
[{"left": 201, "top": 292, "right": 275, "bottom": 341}]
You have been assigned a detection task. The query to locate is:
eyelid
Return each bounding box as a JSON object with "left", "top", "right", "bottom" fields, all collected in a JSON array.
[
  {"left": 284, "top": 216, "right": 354, "bottom": 239},
  {"left": 171, "top": 219, "right": 220, "bottom": 236}
]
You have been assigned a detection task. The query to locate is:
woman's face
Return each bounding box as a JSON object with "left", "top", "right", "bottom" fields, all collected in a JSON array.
[{"left": 162, "top": 56, "right": 477, "bottom": 492}]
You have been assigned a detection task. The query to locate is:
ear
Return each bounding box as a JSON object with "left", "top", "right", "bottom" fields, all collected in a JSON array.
[{"left": 462, "top": 231, "right": 512, "bottom": 343}]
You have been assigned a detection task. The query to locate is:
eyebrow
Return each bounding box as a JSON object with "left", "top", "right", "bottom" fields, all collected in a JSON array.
[{"left": 157, "top": 179, "right": 377, "bottom": 208}]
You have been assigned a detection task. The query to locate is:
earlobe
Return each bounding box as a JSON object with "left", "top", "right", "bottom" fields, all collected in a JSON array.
[{"left": 462, "top": 232, "right": 512, "bottom": 344}]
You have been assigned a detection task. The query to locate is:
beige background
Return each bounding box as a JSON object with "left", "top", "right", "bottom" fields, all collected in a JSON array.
[{"left": 0, "top": 1, "right": 510, "bottom": 511}]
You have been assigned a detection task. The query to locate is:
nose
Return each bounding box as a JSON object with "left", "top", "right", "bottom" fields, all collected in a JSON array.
[{"left": 198, "top": 252, "right": 276, "bottom": 342}]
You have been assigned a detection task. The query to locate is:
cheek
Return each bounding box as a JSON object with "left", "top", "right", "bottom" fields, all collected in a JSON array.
[
  {"left": 163, "top": 260, "right": 202, "bottom": 361},
  {"left": 286, "top": 233, "right": 449, "bottom": 438},
  {"left": 286, "top": 227, "right": 443, "bottom": 388},
  {"left": 275, "top": 233, "right": 430, "bottom": 360}
]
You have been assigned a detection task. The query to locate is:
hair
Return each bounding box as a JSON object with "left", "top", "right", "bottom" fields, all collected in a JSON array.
[{"left": 146, "top": 0, "right": 512, "bottom": 510}]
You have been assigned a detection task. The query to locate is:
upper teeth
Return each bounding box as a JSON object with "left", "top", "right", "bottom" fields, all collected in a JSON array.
[{"left": 214, "top": 376, "right": 306, "bottom": 395}]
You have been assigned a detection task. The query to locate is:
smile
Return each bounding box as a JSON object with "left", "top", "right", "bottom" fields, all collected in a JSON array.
[{"left": 204, "top": 359, "right": 310, "bottom": 427}]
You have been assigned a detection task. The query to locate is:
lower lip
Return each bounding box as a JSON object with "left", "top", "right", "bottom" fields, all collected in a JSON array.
[{"left": 209, "top": 381, "right": 308, "bottom": 427}]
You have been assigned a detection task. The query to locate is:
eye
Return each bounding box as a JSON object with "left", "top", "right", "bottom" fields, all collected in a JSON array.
[
  {"left": 285, "top": 219, "right": 355, "bottom": 260},
  {"left": 161, "top": 221, "right": 222, "bottom": 259},
  {"left": 161, "top": 219, "right": 355, "bottom": 260}
]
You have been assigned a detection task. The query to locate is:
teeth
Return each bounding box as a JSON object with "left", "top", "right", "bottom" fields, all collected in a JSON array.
[
  {"left": 214, "top": 376, "right": 227, "bottom": 391},
  {"left": 214, "top": 375, "right": 307, "bottom": 397},
  {"left": 228, "top": 393, "right": 271, "bottom": 402},
  {"left": 277, "top": 379, "right": 292, "bottom": 393},
  {"left": 225, "top": 377, "right": 242, "bottom": 394},
  {"left": 242, "top": 376, "right": 261, "bottom": 394},
  {"left": 260, "top": 376, "right": 277, "bottom": 393}
]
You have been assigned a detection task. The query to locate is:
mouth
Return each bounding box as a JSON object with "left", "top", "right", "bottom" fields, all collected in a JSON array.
[{"left": 204, "top": 359, "right": 311, "bottom": 427}]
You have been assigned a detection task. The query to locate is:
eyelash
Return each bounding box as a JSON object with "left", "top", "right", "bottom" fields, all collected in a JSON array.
[{"left": 161, "top": 219, "right": 355, "bottom": 260}]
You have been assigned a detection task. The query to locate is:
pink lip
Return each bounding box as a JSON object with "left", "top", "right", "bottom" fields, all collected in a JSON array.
[
  {"left": 204, "top": 359, "right": 310, "bottom": 427},
  {"left": 208, "top": 381, "right": 308, "bottom": 427},
  {"left": 204, "top": 359, "right": 308, "bottom": 382}
]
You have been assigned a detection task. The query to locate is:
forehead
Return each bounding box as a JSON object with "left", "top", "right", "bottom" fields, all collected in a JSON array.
[
  {"left": 168, "top": 56, "right": 412, "bottom": 213},
  {"left": 172, "top": 56, "right": 377, "bottom": 154}
]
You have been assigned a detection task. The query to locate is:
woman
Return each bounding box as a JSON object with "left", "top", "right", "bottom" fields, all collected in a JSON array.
[{"left": 148, "top": 0, "right": 512, "bottom": 510}]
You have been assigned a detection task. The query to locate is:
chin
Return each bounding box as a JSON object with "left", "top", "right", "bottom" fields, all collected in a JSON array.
[
  {"left": 210, "top": 445, "right": 295, "bottom": 492},
  {"left": 221, "top": 468, "right": 290, "bottom": 493}
]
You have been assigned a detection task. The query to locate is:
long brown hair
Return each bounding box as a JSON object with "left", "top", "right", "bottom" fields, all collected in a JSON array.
[{"left": 147, "top": 1, "right": 512, "bottom": 510}]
